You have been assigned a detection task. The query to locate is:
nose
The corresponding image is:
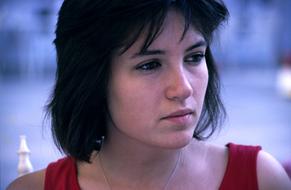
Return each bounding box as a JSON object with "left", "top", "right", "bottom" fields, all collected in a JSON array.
[{"left": 165, "top": 67, "right": 193, "bottom": 102}]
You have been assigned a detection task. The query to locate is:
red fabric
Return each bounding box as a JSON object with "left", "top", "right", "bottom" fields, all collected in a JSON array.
[
  {"left": 45, "top": 156, "right": 81, "bottom": 190},
  {"left": 44, "top": 143, "right": 261, "bottom": 190},
  {"left": 219, "top": 143, "right": 262, "bottom": 190}
]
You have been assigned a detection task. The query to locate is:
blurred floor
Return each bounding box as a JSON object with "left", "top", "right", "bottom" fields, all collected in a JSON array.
[{"left": 1, "top": 66, "right": 291, "bottom": 189}]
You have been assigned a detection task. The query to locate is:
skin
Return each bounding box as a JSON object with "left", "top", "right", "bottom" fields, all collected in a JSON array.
[
  {"left": 106, "top": 10, "right": 208, "bottom": 152},
  {"left": 82, "top": 9, "right": 211, "bottom": 189},
  {"left": 7, "top": 10, "right": 291, "bottom": 190}
]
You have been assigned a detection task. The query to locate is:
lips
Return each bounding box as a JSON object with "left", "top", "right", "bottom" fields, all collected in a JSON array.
[
  {"left": 163, "top": 109, "right": 194, "bottom": 118},
  {"left": 161, "top": 109, "right": 194, "bottom": 126}
]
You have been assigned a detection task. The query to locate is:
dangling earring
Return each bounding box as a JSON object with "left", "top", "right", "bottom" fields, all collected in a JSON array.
[{"left": 95, "top": 136, "right": 105, "bottom": 150}]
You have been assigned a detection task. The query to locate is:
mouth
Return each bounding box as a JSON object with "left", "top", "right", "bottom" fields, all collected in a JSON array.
[{"left": 161, "top": 109, "right": 194, "bottom": 126}]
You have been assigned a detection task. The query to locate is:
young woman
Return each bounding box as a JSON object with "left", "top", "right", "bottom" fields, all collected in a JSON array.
[{"left": 7, "top": 0, "right": 291, "bottom": 189}]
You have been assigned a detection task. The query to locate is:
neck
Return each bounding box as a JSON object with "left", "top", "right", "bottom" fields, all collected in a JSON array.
[
  {"left": 98, "top": 151, "right": 183, "bottom": 190},
  {"left": 93, "top": 135, "right": 187, "bottom": 189},
  {"left": 99, "top": 148, "right": 182, "bottom": 190}
]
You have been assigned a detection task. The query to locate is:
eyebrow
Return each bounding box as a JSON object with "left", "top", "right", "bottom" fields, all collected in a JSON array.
[
  {"left": 131, "top": 40, "right": 207, "bottom": 59},
  {"left": 185, "top": 40, "right": 207, "bottom": 52}
]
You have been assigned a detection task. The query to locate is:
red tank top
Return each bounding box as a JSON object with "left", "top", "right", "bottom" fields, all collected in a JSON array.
[{"left": 45, "top": 143, "right": 261, "bottom": 190}]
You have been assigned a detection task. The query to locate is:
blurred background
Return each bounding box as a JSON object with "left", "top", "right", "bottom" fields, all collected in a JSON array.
[{"left": 1, "top": 0, "right": 291, "bottom": 189}]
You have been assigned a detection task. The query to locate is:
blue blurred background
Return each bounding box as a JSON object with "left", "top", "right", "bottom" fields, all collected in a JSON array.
[{"left": 1, "top": 0, "right": 291, "bottom": 189}]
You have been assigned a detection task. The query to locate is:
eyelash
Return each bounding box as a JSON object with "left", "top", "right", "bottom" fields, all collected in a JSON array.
[
  {"left": 184, "top": 53, "right": 205, "bottom": 65},
  {"left": 135, "top": 60, "right": 161, "bottom": 72},
  {"left": 135, "top": 53, "right": 205, "bottom": 72}
]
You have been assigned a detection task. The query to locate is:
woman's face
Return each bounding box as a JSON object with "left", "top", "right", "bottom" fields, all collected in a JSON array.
[{"left": 107, "top": 10, "right": 208, "bottom": 149}]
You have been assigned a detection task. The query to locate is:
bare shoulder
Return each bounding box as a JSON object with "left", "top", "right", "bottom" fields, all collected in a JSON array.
[
  {"left": 257, "top": 150, "right": 291, "bottom": 190},
  {"left": 207, "top": 143, "right": 228, "bottom": 171},
  {"left": 6, "top": 169, "right": 46, "bottom": 190},
  {"left": 205, "top": 143, "right": 228, "bottom": 163},
  {"left": 207, "top": 143, "right": 228, "bottom": 155},
  {"left": 190, "top": 142, "right": 228, "bottom": 172}
]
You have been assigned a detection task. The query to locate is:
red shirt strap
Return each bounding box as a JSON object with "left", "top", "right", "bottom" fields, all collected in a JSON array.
[
  {"left": 220, "top": 143, "right": 262, "bottom": 190},
  {"left": 45, "top": 156, "right": 80, "bottom": 190}
]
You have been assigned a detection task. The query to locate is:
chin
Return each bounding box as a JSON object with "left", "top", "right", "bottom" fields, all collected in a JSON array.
[{"left": 159, "top": 133, "right": 194, "bottom": 150}]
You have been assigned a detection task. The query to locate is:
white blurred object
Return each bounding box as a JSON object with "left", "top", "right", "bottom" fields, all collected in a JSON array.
[
  {"left": 277, "top": 67, "right": 291, "bottom": 98},
  {"left": 17, "top": 135, "right": 33, "bottom": 177}
]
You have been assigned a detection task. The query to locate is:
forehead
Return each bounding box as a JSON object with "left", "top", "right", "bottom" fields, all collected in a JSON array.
[{"left": 119, "top": 10, "right": 205, "bottom": 55}]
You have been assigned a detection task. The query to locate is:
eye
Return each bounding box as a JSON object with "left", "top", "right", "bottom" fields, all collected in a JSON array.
[
  {"left": 184, "top": 53, "right": 205, "bottom": 65},
  {"left": 135, "top": 60, "right": 161, "bottom": 71}
]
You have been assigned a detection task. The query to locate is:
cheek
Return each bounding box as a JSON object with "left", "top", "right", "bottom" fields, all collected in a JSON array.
[
  {"left": 107, "top": 78, "right": 154, "bottom": 128},
  {"left": 193, "top": 62, "right": 209, "bottom": 98},
  {"left": 108, "top": 80, "right": 133, "bottom": 122},
  {"left": 107, "top": 87, "right": 132, "bottom": 132},
  {"left": 189, "top": 63, "right": 209, "bottom": 116},
  {"left": 202, "top": 65, "right": 209, "bottom": 94}
]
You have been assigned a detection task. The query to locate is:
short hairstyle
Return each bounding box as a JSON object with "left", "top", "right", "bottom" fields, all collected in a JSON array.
[{"left": 47, "top": 0, "right": 229, "bottom": 162}]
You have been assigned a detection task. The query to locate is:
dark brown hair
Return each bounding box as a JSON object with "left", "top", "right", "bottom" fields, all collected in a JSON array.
[{"left": 48, "top": 0, "right": 229, "bottom": 162}]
